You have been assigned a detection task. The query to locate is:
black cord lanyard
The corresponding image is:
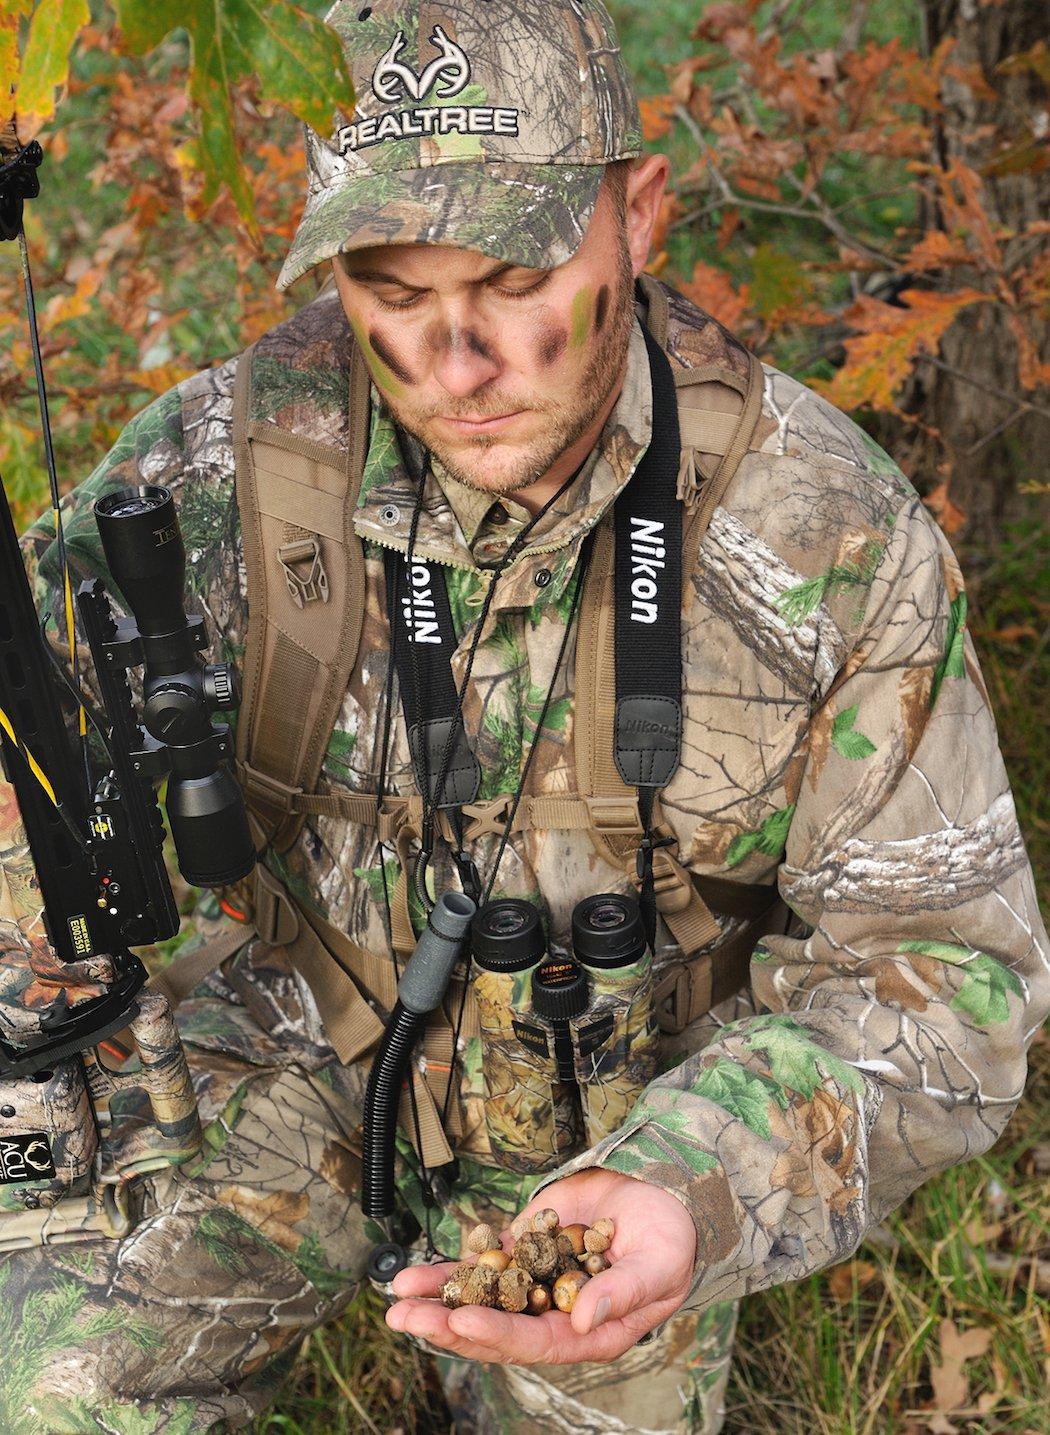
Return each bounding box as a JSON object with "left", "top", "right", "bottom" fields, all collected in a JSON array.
[{"left": 374, "top": 458, "right": 588, "bottom": 1247}]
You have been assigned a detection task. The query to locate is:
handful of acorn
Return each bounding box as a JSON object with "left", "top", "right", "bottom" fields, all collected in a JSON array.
[{"left": 440, "top": 1207, "right": 614, "bottom": 1315}]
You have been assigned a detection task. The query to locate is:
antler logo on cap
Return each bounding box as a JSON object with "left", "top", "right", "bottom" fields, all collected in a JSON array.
[{"left": 372, "top": 25, "right": 471, "bottom": 105}]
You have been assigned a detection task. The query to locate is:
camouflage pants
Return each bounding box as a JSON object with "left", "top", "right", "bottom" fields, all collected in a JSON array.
[{"left": 0, "top": 943, "right": 737, "bottom": 1433}]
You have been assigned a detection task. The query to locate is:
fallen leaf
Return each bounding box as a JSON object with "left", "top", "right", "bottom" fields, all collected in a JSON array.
[
  {"left": 827, "top": 1258, "right": 879, "bottom": 1301},
  {"left": 928, "top": 1318, "right": 992, "bottom": 1416}
]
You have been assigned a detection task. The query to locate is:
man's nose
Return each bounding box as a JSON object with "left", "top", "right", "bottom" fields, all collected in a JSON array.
[{"left": 428, "top": 316, "right": 502, "bottom": 398}]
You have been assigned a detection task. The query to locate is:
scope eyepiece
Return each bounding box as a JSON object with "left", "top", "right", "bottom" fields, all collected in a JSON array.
[{"left": 95, "top": 486, "right": 186, "bottom": 639}]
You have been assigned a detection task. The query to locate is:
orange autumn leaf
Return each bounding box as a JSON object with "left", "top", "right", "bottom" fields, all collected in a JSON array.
[
  {"left": 923, "top": 482, "right": 968, "bottom": 537},
  {"left": 639, "top": 94, "right": 676, "bottom": 140},
  {"left": 816, "top": 288, "right": 991, "bottom": 412},
  {"left": 826, "top": 1258, "right": 879, "bottom": 1301},
  {"left": 680, "top": 261, "right": 752, "bottom": 332}
]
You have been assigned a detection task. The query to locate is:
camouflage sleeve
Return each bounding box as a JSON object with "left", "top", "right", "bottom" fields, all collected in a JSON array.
[{"left": 543, "top": 494, "right": 1049, "bottom": 1310}]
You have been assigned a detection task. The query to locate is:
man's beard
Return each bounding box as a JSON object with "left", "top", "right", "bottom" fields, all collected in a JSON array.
[{"left": 389, "top": 244, "right": 636, "bottom": 497}]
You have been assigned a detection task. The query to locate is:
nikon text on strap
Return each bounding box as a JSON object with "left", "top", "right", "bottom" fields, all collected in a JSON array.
[{"left": 384, "top": 550, "right": 481, "bottom": 812}]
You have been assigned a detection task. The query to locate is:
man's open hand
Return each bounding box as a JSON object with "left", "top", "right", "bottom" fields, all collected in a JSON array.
[{"left": 386, "top": 1167, "right": 697, "bottom": 1365}]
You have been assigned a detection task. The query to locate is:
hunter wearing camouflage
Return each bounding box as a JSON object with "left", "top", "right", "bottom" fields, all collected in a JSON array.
[{"left": 1, "top": 1, "right": 1046, "bottom": 1431}]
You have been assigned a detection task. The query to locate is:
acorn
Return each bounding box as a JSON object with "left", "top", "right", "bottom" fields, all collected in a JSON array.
[
  {"left": 476, "top": 1248, "right": 511, "bottom": 1274},
  {"left": 532, "top": 1207, "right": 560, "bottom": 1234},
  {"left": 466, "top": 1222, "right": 501, "bottom": 1254},
  {"left": 555, "top": 1232, "right": 581, "bottom": 1275},
  {"left": 460, "top": 1262, "right": 501, "bottom": 1308},
  {"left": 560, "top": 1222, "right": 588, "bottom": 1255},
  {"left": 582, "top": 1251, "right": 610, "bottom": 1276},
  {"left": 440, "top": 1262, "right": 474, "bottom": 1309},
  {"left": 512, "top": 1231, "right": 559, "bottom": 1281},
  {"left": 552, "top": 1269, "right": 590, "bottom": 1313},
  {"left": 583, "top": 1223, "right": 612, "bottom": 1254},
  {"left": 498, "top": 1266, "right": 532, "bottom": 1314},
  {"left": 526, "top": 1283, "right": 553, "bottom": 1315}
]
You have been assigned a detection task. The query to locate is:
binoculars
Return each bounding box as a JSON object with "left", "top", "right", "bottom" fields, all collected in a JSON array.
[{"left": 470, "top": 893, "right": 658, "bottom": 1173}]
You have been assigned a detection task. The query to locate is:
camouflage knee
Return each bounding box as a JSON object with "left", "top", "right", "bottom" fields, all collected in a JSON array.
[{"left": 436, "top": 1299, "right": 739, "bottom": 1435}]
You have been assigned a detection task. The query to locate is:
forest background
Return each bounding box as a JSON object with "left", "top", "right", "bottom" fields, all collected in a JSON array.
[{"left": 0, "top": 0, "right": 1046, "bottom": 1430}]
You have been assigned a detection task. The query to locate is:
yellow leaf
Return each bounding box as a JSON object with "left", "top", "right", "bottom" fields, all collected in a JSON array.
[{"left": 15, "top": 0, "right": 88, "bottom": 134}]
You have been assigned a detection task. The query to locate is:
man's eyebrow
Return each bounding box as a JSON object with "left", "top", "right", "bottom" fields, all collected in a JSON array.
[{"left": 346, "top": 260, "right": 532, "bottom": 287}]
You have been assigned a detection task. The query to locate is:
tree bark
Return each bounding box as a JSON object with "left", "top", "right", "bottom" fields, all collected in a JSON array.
[{"left": 907, "top": 0, "right": 1050, "bottom": 538}]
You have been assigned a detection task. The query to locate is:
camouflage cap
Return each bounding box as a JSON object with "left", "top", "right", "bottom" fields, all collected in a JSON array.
[{"left": 277, "top": 0, "right": 643, "bottom": 290}]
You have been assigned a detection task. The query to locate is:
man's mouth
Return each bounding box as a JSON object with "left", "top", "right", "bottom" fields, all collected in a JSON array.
[{"left": 438, "top": 411, "right": 525, "bottom": 434}]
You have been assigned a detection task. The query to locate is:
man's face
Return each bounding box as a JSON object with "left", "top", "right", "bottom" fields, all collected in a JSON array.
[{"left": 332, "top": 176, "right": 635, "bottom": 497}]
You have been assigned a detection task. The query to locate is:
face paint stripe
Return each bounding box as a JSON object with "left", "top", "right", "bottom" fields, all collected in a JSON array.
[
  {"left": 595, "top": 285, "right": 609, "bottom": 333},
  {"left": 538, "top": 327, "right": 567, "bottom": 366},
  {"left": 570, "top": 286, "right": 593, "bottom": 348},
  {"left": 369, "top": 329, "right": 415, "bottom": 385}
]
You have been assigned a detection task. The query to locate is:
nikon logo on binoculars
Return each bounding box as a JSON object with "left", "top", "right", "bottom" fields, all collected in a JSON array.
[
  {"left": 628, "top": 516, "right": 666, "bottom": 624},
  {"left": 401, "top": 563, "right": 443, "bottom": 644},
  {"left": 0, "top": 1131, "right": 56, "bottom": 1184}
]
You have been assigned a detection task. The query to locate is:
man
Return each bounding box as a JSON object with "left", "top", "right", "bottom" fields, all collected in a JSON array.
[{"left": 0, "top": 2, "right": 1045, "bottom": 1431}]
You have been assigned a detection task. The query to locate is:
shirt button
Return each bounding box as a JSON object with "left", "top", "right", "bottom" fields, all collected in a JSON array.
[
  {"left": 534, "top": 568, "right": 552, "bottom": 588},
  {"left": 489, "top": 504, "right": 509, "bottom": 526}
]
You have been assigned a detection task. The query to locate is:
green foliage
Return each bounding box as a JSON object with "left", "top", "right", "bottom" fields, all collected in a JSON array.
[
  {"left": 726, "top": 804, "right": 795, "bottom": 868},
  {"left": 831, "top": 704, "right": 877, "bottom": 760},
  {"left": 693, "top": 1057, "right": 789, "bottom": 1139},
  {"left": 739, "top": 1013, "right": 864, "bottom": 1100},
  {"left": 931, "top": 591, "right": 968, "bottom": 707},
  {"left": 899, "top": 940, "right": 1025, "bottom": 1026}
]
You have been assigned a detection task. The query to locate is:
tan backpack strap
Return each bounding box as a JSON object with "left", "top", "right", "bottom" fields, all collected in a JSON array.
[
  {"left": 252, "top": 863, "right": 465, "bottom": 1167},
  {"left": 233, "top": 340, "right": 371, "bottom": 853},
  {"left": 148, "top": 924, "right": 250, "bottom": 1009}
]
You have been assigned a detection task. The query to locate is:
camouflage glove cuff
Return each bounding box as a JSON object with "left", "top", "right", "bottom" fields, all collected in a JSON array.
[{"left": 529, "top": 1111, "right": 729, "bottom": 1321}]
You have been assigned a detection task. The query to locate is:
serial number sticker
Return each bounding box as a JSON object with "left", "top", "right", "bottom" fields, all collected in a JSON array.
[{"left": 68, "top": 913, "right": 93, "bottom": 956}]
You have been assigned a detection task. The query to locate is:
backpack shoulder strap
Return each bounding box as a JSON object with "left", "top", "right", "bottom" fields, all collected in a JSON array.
[{"left": 232, "top": 335, "right": 371, "bottom": 853}]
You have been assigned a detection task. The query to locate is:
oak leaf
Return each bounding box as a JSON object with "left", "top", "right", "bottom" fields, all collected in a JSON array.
[
  {"left": 928, "top": 1318, "right": 992, "bottom": 1420},
  {"left": 817, "top": 288, "right": 991, "bottom": 413}
]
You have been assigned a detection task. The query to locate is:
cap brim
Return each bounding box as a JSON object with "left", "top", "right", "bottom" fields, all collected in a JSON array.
[{"left": 277, "top": 160, "right": 604, "bottom": 291}]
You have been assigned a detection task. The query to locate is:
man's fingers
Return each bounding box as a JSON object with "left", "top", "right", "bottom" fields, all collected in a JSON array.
[
  {"left": 389, "top": 1262, "right": 455, "bottom": 1300},
  {"left": 567, "top": 1252, "right": 679, "bottom": 1336},
  {"left": 446, "top": 1301, "right": 649, "bottom": 1365}
]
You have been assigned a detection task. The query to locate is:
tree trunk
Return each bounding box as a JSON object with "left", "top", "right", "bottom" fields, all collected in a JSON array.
[{"left": 907, "top": 0, "right": 1049, "bottom": 539}]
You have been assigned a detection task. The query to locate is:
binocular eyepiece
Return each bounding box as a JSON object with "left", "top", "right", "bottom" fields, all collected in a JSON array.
[{"left": 94, "top": 485, "right": 255, "bottom": 889}]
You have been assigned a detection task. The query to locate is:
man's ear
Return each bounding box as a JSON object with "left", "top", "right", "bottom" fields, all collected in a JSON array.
[{"left": 624, "top": 154, "right": 671, "bottom": 278}]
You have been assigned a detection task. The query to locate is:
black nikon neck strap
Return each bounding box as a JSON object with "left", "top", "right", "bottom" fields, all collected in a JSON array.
[
  {"left": 613, "top": 324, "right": 683, "bottom": 792},
  {"left": 384, "top": 552, "right": 481, "bottom": 812},
  {"left": 384, "top": 322, "right": 683, "bottom": 921}
]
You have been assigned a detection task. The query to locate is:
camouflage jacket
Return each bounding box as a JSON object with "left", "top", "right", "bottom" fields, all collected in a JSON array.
[{"left": 4, "top": 281, "right": 1047, "bottom": 1312}]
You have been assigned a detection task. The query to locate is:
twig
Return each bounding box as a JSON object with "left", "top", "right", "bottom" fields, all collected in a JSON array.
[
  {"left": 671, "top": 106, "right": 899, "bottom": 268},
  {"left": 917, "top": 354, "right": 1050, "bottom": 424},
  {"left": 960, "top": 406, "right": 1028, "bottom": 459}
]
